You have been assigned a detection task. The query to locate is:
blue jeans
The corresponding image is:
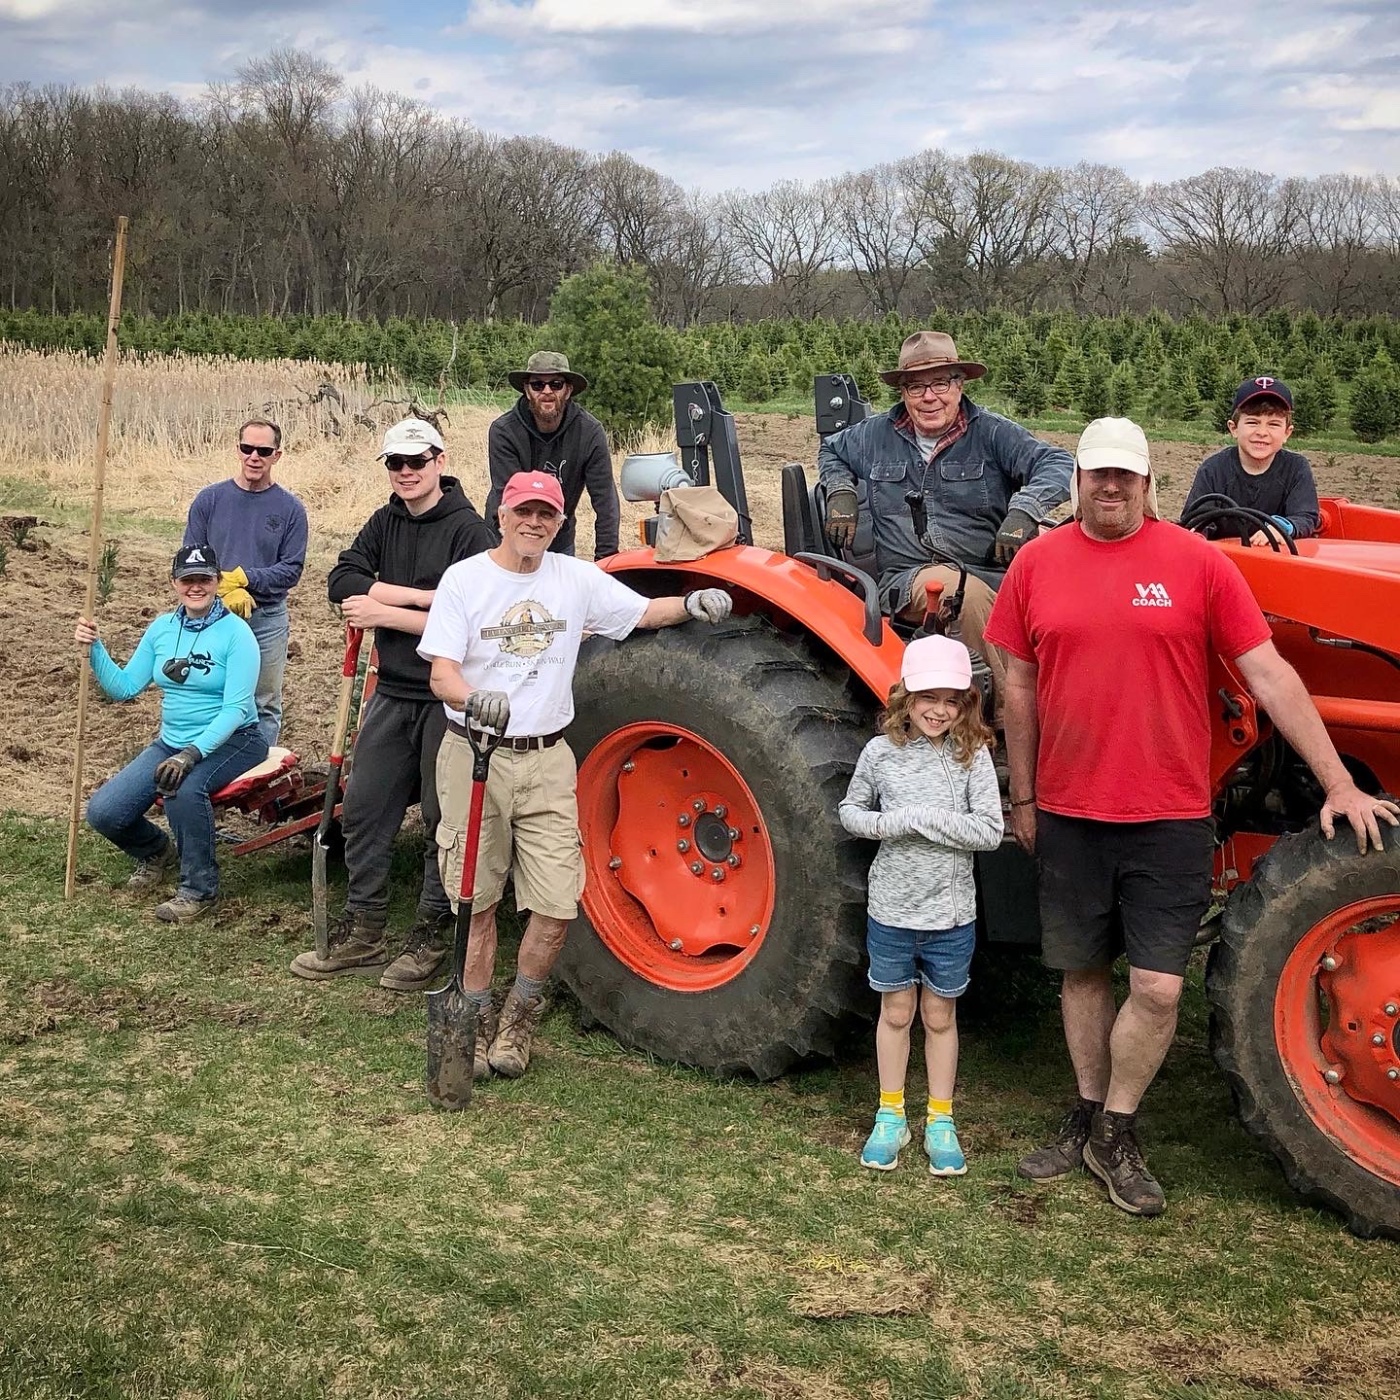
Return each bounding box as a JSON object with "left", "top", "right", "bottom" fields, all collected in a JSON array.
[
  {"left": 866, "top": 916, "right": 976, "bottom": 998},
  {"left": 247, "top": 599, "right": 290, "bottom": 748},
  {"left": 85, "top": 725, "right": 268, "bottom": 900}
]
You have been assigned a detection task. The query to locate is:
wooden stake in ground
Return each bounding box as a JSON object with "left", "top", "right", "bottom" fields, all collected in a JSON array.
[{"left": 64, "top": 215, "right": 130, "bottom": 900}]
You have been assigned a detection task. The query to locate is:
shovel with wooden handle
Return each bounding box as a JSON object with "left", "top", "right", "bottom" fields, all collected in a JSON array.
[
  {"left": 312, "top": 626, "right": 364, "bottom": 961},
  {"left": 425, "top": 718, "right": 503, "bottom": 1111}
]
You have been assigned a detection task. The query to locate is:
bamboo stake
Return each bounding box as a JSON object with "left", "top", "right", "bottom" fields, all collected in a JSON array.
[{"left": 64, "top": 215, "right": 130, "bottom": 900}]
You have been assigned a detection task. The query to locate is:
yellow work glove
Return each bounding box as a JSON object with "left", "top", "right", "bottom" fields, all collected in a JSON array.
[
  {"left": 217, "top": 569, "right": 255, "bottom": 619},
  {"left": 217, "top": 567, "right": 249, "bottom": 597},
  {"left": 222, "top": 588, "right": 256, "bottom": 619}
]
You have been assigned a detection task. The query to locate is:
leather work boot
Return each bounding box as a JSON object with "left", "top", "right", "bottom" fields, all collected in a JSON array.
[
  {"left": 289, "top": 911, "right": 390, "bottom": 980},
  {"left": 487, "top": 988, "right": 547, "bottom": 1079},
  {"left": 1083, "top": 1110, "right": 1166, "bottom": 1217},
  {"left": 154, "top": 892, "right": 215, "bottom": 923},
  {"left": 127, "top": 840, "right": 175, "bottom": 892},
  {"left": 379, "top": 912, "right": 453, "bottom": 992},
  {"left": 1016, "top": 1098, "right": 1101, "bottom": 1181},
  {"left": 474, "top": 996, "right": 500, "bottom": 1081}
]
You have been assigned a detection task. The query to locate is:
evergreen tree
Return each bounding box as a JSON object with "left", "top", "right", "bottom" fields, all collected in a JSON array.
[
  {"left": 1077, "top": 357, "right": 1112, "bottom": 421},
  {"left": 851, "top": 349, "right": 883, "bottom": 409},
  {"left": 1107, "top": 361, "right": 1139, "bottom": 417},
  {"left": 1049, "top": 347, "right": 1088, "bottom": 411},
  {"left": 548, "top": 263, "right": 681, "bottom": 438},
  {"left": 1348, "top": 367, "right": 1397, "bottom": 443},
  {"left": 1013, "top": 367, "right": 1049, "bottom": 419},
  {"left": 737, "top": 348, "right": 776, "bottom": 403}
]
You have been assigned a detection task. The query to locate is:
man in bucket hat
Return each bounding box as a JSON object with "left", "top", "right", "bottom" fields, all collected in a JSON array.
[
  {"left": 984, "top": 416, "right": 1397, "bottom": 1219},
  {"left": 817, "top": 330, "right": 1071, "bottom": 710},
  {"left": 485, "top": 350, "right": 621, "bottom": 560}
]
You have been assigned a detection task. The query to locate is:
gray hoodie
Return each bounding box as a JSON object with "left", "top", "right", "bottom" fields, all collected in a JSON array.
[{"left": 839, "top": 734, "right": 1004, "bottom": 930}]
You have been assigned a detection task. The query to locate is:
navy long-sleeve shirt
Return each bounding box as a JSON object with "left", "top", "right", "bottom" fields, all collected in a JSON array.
[
  {"left": 184, "top": 479, "right": 309, "bottom": 604},
  {"left": 1182, "top": 447, "right": 1320, "bottom": 540}
]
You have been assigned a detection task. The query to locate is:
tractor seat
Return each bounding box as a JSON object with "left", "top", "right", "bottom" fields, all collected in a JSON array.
[
  {"left": 779, "top": 463, "right": 881, "bottom": 587},
  {"left": 212, "top": 747, "right": 298, "bottom": 804}
]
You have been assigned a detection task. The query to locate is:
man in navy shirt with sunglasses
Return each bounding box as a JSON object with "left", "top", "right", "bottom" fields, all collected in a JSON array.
[{"left": 184, "top": 417, "right": 308, "bottom": 747}]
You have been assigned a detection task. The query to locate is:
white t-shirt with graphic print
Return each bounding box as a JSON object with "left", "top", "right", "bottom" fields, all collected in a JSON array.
[{"left": 418, "top": 551, "right": 648, "bottom": 736}]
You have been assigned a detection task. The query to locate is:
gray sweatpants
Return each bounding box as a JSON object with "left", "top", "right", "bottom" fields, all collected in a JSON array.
[{"left": 341, "top": 691, "right": 450, "bottom": 922}]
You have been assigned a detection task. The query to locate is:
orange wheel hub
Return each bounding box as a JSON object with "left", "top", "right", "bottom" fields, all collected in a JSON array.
[
  {"left": 1275, "top": 895, "right": 1400, "bottom": 1187},
  {"left": 576, "top": 723, "right": 775, "bottom": 992}
]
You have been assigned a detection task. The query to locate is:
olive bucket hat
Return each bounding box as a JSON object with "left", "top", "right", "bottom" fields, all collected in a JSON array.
[{"left": 508, "top": 350, "right": 589, "bottom": 394}]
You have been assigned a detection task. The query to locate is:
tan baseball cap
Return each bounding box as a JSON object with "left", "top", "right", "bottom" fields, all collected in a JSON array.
[{"left": 1072, "top": 417, "right": 1159, "bottom": 519}]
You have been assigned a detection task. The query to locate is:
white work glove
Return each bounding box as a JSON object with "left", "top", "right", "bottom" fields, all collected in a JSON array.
[
  {"left": 465, "top": 690, "right": 510, "bottom": 734},
  {"left": 683, "top": 589, "right": 733, "bottom": 625}
]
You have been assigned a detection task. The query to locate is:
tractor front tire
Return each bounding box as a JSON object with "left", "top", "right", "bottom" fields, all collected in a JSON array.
[
  {"left": 1207, "top": 823, "right": 1400, "bottom": 1239},
  {"left": 560, "top": 615, "right": 875, "bottom": 1079}
]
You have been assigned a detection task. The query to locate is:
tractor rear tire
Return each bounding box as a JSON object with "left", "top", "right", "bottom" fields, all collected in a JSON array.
[
  {"left": 560, "top": 615, "right": 875, "bottom": 1079},
  {"left": 1207, "top": 823, "right": 1400, "bottom": 1239}
]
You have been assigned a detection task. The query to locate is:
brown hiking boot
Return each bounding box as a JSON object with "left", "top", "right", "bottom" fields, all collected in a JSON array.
[
  {"left": 379, "top": 913, "right": 453, "bottom": 993},
  {"left": 1016, "top": 1098, "right": 1101, "bottom": 1181},
  {"left": 487, "top": 988, "right": 546, "bottom": 1079},
  {"left": 154, "top": 892, "right": 215, "bottom": 923},
  {"left": 1083, "top": 1110, "right": 1166, "bottom": 1217},
  {"left": 474, "top": 996, "right": 500, "bottom": 1081},
  {"left": 289, "top": 911, "right": 390, "bottom": 981},
  {"left": 127, "top": 840, "right": 175, "bottom": 892}
]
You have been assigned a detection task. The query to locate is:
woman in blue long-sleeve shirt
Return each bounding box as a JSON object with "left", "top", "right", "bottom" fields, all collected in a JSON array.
[{"left": 74, "top": 545, "right": 268, "bottom": 922}]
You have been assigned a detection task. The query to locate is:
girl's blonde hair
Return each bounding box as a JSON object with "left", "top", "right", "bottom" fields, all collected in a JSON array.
[{"left": 882, "top": 680, "right": 996, "bottom": 765}]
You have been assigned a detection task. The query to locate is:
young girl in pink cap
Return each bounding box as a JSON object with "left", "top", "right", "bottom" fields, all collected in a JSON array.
[{"left": 839, "top": 635, "right": 1004, "bottom": 1175}]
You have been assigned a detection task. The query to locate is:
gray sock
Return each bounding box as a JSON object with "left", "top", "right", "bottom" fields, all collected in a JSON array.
[
  {"left": 465, "top": 987, "right": 493, "bottom": 1012},
  {"left": 511, "top": 972, "right": 546, "bottom": 1003}
]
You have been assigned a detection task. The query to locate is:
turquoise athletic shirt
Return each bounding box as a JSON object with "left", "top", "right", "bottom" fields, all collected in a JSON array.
[{"left": 89, "top": 608, "right": 260, "bottom": 756}]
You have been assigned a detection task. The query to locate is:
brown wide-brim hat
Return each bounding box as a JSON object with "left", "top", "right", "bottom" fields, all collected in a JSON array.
[
  {"left": 880, "top": 331, "right": 987, "bottom": 386},
  {"left": 508, "top": 349, "right": 588, "bottom": 394}
]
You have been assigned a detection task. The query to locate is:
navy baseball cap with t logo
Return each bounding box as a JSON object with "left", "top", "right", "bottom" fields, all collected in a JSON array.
[
  {"left": 1231, "top": 377, "right": 1293, "bottom": 416},
  {"left": 172, "top": 544, "right": 220, "bottom": 579}
]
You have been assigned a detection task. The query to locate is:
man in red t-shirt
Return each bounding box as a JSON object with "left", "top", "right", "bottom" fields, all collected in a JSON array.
[{"left": 983, "top": 416, "right": 1397, "bottom": 1218}]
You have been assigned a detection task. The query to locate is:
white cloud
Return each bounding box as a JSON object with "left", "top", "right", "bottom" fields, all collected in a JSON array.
[{"left": 466, "top": 0, "right": 924, "bottom": 36}]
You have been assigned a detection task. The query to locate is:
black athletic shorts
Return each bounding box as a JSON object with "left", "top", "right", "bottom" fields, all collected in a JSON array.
[{"left": 1036, "top": 810, "right": 1215, "bottom": 977}]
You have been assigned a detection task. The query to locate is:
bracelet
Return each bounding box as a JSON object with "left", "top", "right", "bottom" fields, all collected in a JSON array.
[{"left": 1010, "top": 796, "right": 1036, "bottom": 808}]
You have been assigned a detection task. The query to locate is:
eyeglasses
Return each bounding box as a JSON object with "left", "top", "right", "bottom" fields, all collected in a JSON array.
[
  {"left": 903, "top": 377, "right": 961, "bottom": 397},
  {"left": 526, "top": 378, "right": 568, "bottom": 393},
  {"left": 238, "top": 442, "right": 278, "bottom": 458},
  {"left": 385, "top": 452, "right": 438, "bottom": 472}
]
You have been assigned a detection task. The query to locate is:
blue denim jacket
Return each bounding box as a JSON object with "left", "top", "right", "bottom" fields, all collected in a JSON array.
[{"left": 817, "top": 399, "right": 1072, "bottom": 603}]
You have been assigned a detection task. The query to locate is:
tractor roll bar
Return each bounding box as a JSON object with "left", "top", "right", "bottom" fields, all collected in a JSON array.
[{"left": 672, "top": 382, "right": 753, "bottom": 546}]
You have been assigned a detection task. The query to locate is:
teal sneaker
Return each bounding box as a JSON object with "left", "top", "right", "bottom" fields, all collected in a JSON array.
[
  {"left": 925, "top": 1114, "right": 968, "bottom": 1177},
  {"left": 859, "top": 1108, "right": 911, "bottom": 1171}
]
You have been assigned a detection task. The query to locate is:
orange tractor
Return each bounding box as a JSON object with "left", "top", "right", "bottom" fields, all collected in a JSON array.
[{"left": 558, "top": 379, "right": 1400, "bottom": 1240}]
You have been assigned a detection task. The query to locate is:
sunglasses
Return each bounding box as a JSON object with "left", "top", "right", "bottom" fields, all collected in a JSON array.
[
  {"left": 238, "top": 443, "right": 277, "bottom": 458},
  {"left": 385, "top": 452, "right": 438, "bottom": 472},
  {"left": 526, "top": 378, "right": 568, "bottom": 393}
]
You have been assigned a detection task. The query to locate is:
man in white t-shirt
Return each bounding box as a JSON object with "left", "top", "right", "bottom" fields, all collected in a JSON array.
[{"left": 418, "top": 470, "right": 734, "bottom": 1080}]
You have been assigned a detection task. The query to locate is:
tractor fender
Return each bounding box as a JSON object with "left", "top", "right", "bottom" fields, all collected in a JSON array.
[{"left": 599, "top": 544, "right": 902, "bottom": 703}]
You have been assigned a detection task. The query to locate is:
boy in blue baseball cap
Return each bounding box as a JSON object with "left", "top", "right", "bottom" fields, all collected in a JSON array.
[{"left": 1182, "top": 377, "right": 1320, "bottom": 544}]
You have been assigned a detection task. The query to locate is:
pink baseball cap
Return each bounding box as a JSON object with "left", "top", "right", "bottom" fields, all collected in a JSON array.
[
  {"left": 900, "top": 635, "right": 973, "bottom": 693},
  {"left": 500, "top": 471, "right": 565, "bottom": 513}
]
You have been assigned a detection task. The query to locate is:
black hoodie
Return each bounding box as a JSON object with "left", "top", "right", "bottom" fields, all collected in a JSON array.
[
  {"left": 327, "top": 476, "right": 493, "bottom": 700},
  {"left": 485, "top": 397, "right": 621, "bottom": 557}
]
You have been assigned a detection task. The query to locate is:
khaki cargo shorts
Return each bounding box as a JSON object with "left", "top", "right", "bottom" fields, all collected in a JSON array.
[{"left": 435, "top": 729, "right": 585, "bottom": 921}]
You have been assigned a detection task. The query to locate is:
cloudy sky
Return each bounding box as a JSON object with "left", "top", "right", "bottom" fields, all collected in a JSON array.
[{"left": 2, "top": 0, "right": 1396, "bottom": 190}]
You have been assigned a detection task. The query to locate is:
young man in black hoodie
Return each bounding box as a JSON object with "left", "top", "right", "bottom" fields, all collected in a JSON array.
[
  {"left": 484, "top": 350, "right": 621, "bottom": 559},
  {"left": 290, "top": 418, "right": 494, "bottom": 988}
]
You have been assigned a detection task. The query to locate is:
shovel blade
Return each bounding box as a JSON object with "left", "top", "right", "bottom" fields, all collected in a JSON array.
[
  {"left": 312, "top": 839, "right": 329, "bottom": 960},
  {"left": 425, "top": 984, "right": 477, "bottom": 1111}
]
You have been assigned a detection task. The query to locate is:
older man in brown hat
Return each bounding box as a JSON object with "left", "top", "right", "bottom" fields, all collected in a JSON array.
[
  {"left": 485, "top": 350, "right": 621, "bottom": 559},
  {"left": 817, "top": 330, "right": 1071, "bottom": 704}
]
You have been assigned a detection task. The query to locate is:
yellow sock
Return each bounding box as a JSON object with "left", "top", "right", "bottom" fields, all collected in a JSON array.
[
  {"left": 928, "top": 1097, "right": 953, "bottom": 1118},
  {"left": 879, "top": 1089, "right": 905, "bottom": 1117}
]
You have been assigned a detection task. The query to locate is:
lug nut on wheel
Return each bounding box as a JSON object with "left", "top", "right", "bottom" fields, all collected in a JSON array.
[
  {"left": 609, "top": 856, "right": 622, "bottom": 869},
  {"left": 689, "top": 861, "right": 703, "bottom": 875},
  {"left": 714, "top": 805, "right": 727, "bottom": 819},
  {"left": 1324, "top": 1068, "right": 1343, "bottom": 1084},
  {"left": 1322, "top": 955, "right": 1339, "bottom": 971},
  {"left": 677, "top": 839, "right": 691, "bottom": 853},
  {"left": 668, "top": 939, "right": 683, "bottom": 951},
  {"left": 1386, "top": 1003, "right": 1399, "bottom": 1017},
  {"left": 677, "top": 813, "right": 691, "bottom": 827},
  {"left": 711, "top": 868, "right": 725, "bottom": 882},
  {"left": 726, "top": 853, "right": 741, "bottom": 868},
  {"left": 1373, "top": 1033, "right": 1387, "bottom": 1046},
  {"left": 692, "top": 799, "right": 705, "bottom": 812},
  {"left": 1389, "top": 1069, "right": 1400, "bottom": 1081},
  {"left": 622, "top": 760, "right": 635, "bottom": 772}
]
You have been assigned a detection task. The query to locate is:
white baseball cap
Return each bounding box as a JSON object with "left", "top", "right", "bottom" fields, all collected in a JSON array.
[
  {"left": 900, "top": 635, "right": 973, "bottom": 693},
  {"left": 1071, "top": 416, "right": 1160, "bottom": 520},
  {"left": 378, "top": 418, "right": 445, "bottom": 458}
]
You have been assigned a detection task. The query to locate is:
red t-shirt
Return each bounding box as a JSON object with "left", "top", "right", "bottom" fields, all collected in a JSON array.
[{"left": 984, "top": 518, "right": 1272, "bottom": 821}]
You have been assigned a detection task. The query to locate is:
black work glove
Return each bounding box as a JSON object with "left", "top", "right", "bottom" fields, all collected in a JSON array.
[
  {"left": 154, "top": 745, "right": 202, "bottom": 795},
  {"left": 825, "top": 488, "right": 858, "bottom": 551},
  {"left": 993, "top": 508, "right": 1039, "bottom": 565},
  {"left": 465, "top": 690, "right": 510, "bottom": 734}
]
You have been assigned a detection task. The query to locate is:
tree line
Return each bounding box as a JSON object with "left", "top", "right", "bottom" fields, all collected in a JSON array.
[{"left": 2, "top": 49, "right": 1399, "bottom": 326}]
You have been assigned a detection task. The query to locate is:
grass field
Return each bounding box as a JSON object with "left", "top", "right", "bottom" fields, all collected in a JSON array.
[
  {"left": 4, "top": 815, "right": 1400, "bottom": 1400},
  {"left": 3, "top": 346, "right": 1400, "bottom": 1399}
]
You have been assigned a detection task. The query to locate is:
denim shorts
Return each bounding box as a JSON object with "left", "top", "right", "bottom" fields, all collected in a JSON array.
[{"left": 866, "top": 915, "right": 976, "bottom": 998}]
